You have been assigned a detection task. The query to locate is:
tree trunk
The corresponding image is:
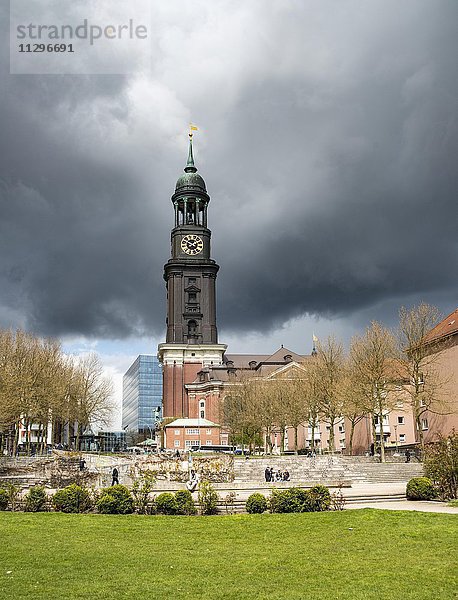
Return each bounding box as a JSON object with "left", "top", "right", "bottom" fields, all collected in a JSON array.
[
  {"left": 349, "top": 422, "right": 355, "bottom": 456},
  {"left": 328, "top": 420, "right": 335, "bottom": 454},
  {"left": 415, "top": 412, "right": 424, "bottom": 451},
  {"left": 378, "top": 410, "right": 385, "bottom": 464},
  {"left": 371, "top": 416, "right": 377, "bottom": 460}
]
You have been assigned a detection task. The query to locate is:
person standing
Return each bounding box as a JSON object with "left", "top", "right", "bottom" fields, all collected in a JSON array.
[
  {"left": 265, "top": 467, "right": 271, "bottom": 482},
  {"left": 111, "top": 467, "right": 119, "bottom": 486}
]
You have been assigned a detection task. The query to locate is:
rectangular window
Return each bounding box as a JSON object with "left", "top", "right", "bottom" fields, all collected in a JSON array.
[
  {"left": 206, "top": 429, "right": 212, "bottom": 435},
  {"left": 399, "top": 434, "right": 406, "bottom": 442},
  {"left": 174, "top": 440, "right": 180, "bottom": 447},
  {"left": 185, "top": 440, "right": 199, "bottom": 447},
  {"left": 186, "top": 429, "right": 200, "bottom": 435},
  {"left": 422, "top": 419, "right": 429, "bottom": 430},
  {"left": 206, "top": 440, "right": 212, "bottom": 446},
  {"left": 200, "top": 410, "right": 205, "bottom": 419},
  {"left": 174, "top": 430, "right": 180, "bottom": 435},
  {"left": 397, "top": 416, "right": 405, "bottom": 425}
]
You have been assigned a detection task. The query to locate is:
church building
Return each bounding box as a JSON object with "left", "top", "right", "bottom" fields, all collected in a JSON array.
[
  {"left": 158, "top": 134, "right": 424, "bottom": 454},
  {"left": 157, "top": 134, "right": 316, "bottom": 450}
]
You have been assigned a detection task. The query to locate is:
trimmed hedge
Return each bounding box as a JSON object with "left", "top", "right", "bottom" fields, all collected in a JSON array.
[
  {"left": 246, "top": 493, "right": 267, "bottom": 514},
  {"left": 175, "top": 490, "right": 197, "bottom": 515},
  {"left": 406, "top": 477, "right": 437, "bottom": 501},
  {"left": 156, "top": 492, "right": 178, "bottom": 515},
  {"left": 96, "top": 485, "right": 134, "bottom": 514},
  {"left": 269, "top": 486, "right": 332, "bottom": 513},
  {"left": 53, "top": 484, "right": 93, "bottom": 513}
]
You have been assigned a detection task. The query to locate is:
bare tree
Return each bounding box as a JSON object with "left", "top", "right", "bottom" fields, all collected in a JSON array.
[
  {"left": 284, "top": 364, "right": 310, "bottom": 453},
  {"left": 69, "top": 353, "right": 114, "bottom": 449},
  {"left": 350, "top": 322, "right": 398, "bottom": 462},
  {"left": 0, "top": 329, "right": 114, "bottom": 454},
  {"left": 397, "top": 303, "right": 451, "bottom": 450},
  {"left": 292, "top": 360, "right": 322, "bottom": 453},
  {"left": 219, "top": 376, "right": 263, "bottom": 452},
  {"left": 340, "top": 365, "right": 368, "bottom": 456},
  {"left": 314, "top": 337, "right": 346, "bottom": 453}
]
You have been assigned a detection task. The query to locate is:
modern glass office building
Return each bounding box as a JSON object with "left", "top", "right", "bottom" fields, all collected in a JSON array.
[{"left": 122, "top": 355, "right": 162, "bottom": 435}]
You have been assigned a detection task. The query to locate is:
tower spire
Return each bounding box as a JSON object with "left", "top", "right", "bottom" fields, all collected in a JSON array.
[{"left": 185, "top": 124, "right": 198, "bottom": 173}]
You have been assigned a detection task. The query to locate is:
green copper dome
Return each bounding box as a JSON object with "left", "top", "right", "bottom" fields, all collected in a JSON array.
[
  {"left": 175, "top": 171, "right": 207, "bottom": 191},
  {"left": 175, "top": 136, "right": 207, "bottom": 192}
]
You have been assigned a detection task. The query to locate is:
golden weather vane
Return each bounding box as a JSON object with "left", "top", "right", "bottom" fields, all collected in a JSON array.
[{"left": 189, "top": 123, "right": 198, "bottom": 137}]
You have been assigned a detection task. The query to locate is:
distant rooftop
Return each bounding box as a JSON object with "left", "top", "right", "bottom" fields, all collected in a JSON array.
[{"left": 424, "top": 308, "right": 458, "bottom": 345}]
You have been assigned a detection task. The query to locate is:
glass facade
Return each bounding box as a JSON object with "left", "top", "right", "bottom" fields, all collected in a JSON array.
[{"left": 122, "top": 355, "right": 162, "bottom": 434}]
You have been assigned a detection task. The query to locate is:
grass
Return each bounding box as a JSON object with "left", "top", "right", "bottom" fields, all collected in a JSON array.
[
  {"left": 447, "top": 499, "right": 458, "bottom": 507},
  {"left": 0, "top": 510, "right": 457, "bottom": 600}
]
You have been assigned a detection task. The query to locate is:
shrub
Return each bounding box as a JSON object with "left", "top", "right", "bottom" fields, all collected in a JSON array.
[
  {"left": 246, "top": 493, "right": 267, "bottom": 514},
  {"left": 52, "top": 484, "right": 93, "bottom": 513},
  {"left": 269, "top": 488, "right": 309, "bottom": 513},
  {"left": 132, "top": 474, "right": 156, "bottom": 515},
  {"left": 0, "top": 488, "right": 8, "bottom": 511},
  {"left": 156, "top": 492, "right": 178, "bottom": 515},
  {"left": 223, "top": 492, "right": 237, "bottom": 515},
  {"left": 424, "top": 432, "right": 458, "bottom": 500},
  {"left": 331, "top": 486, "right": 346, "bottom": 511},
  {"left": 6, "top": 484, "right": 20, "bottom": 511},
  {"left": 24, "top": 485, "right": 47, "bottom": 512},
  {"left": 307, "top": 485, "right": 331, "bottom": 512},
  {"left": 174, "top": 490, "right": 197, "bottom": 515},
  {"left": 406, "top": 477, "right": 437, "bottom": 501},
  {"left": 269, "top": 487, "right": 331, "bottom": 513},
  {"left": 96, "top": 485, "right": 134, "bottom": 514},
  {"left": 198, "top": 481, "right": 218, "bottom": 515}
]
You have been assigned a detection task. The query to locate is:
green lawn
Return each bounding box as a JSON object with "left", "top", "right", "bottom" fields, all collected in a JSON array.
[{"left": 0, "top": 510, "right": 456, "bottom": 600}]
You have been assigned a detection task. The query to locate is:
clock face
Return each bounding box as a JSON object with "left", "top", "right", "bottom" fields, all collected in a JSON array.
[{"left": 181, "top": 234, "right": 203, "bottom": 256}]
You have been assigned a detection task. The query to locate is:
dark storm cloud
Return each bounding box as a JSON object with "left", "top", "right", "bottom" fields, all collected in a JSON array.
[{"left": 1, "top": 0, "right": 457, "bottom": 340}]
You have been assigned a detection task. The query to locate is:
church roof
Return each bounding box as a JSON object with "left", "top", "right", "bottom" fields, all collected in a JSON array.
[{"left": 224, "top": 346, "right": 309, "bottom": 370}]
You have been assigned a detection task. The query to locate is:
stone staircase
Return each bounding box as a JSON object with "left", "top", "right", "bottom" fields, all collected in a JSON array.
[{"left": 233, "top": 456, "right": 424, "bottom": 486}]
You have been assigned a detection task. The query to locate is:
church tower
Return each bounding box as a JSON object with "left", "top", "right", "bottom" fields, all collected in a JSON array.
[{"left": 158, "top": 133, "right": 226, "bottom": 419}]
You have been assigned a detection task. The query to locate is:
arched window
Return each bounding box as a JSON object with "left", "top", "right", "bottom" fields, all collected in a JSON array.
[{"left": 199, "top": 399, "right": 205, "bottom": 420}]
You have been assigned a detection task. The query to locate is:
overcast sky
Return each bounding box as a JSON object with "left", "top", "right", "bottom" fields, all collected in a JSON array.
[{"left": 1, "top": 1, "right": 457, "bottom": 425}]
